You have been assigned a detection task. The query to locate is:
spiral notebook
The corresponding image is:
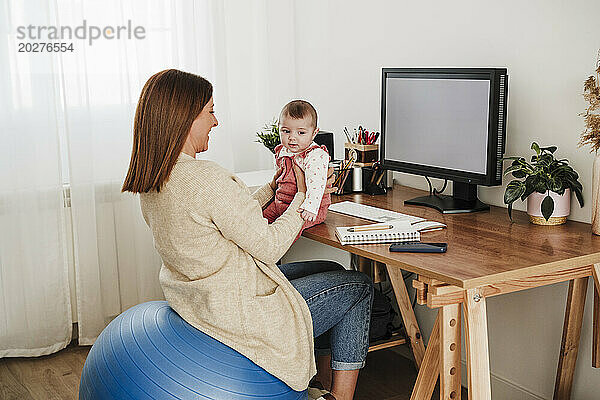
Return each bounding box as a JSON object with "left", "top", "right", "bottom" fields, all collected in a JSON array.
[{"left": 335, "top": 221, "right": 420, "bottom": 245}]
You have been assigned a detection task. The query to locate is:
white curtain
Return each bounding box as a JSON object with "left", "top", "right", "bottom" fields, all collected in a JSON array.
[
  {"left": 0, "top": 1, "right": 72, "bottom": 357},
  {"left": 59, "top": 0, "right": 217, "bottom": 345},
  {"left": 209, "top": 0, "right": 298, "bottom": 172},
  {"left": 1, "top": 0, "right": 299, "bottom": 355}
]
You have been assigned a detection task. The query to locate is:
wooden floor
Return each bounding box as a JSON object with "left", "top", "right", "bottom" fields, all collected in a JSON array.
[
  {"left": 0, "top": 344, "right": 88, "bottom": 400},
  {"left": 0, "top": 344, "right": 467, "bottom": 399}
]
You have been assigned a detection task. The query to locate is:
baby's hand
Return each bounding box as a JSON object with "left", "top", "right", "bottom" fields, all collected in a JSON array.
[{"left": 301, "top": 210, "right": 317, "bottom": 222}]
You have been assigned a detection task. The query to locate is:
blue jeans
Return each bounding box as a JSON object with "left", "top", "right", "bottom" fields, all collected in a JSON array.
[{"left": 278, "top": 260, "right": 373, "bottom": 370}]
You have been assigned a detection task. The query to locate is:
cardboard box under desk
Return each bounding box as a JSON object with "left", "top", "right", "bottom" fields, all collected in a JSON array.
[{"left": 344, "top": 143, "right": 378, "bottom": 167}]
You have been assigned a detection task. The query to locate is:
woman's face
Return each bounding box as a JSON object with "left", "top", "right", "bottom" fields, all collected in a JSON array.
[{"left": 184, "top": 97, "right": 218, "bottom": 154}]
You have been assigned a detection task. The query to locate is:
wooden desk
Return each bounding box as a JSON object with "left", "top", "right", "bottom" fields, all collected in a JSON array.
[{"left": 302, "top": 184, "right": 600, "bottom": 400}]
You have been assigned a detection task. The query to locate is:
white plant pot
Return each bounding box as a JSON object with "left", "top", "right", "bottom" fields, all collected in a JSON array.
[{"left": 526, "top": 189, "right": 570, "bottom": 225}]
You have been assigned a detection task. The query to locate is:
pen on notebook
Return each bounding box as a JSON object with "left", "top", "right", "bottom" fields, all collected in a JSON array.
[{"left": 348, "top": 224, "right": 394, "bottom": 232}]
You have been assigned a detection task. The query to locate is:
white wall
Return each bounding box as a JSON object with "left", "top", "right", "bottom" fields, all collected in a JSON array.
[
  {"left": 291, "top": 0, "right": 598, "bottom": 223},
  {"left": 280, "top": 1, "right": 600, "bottom": 398}
]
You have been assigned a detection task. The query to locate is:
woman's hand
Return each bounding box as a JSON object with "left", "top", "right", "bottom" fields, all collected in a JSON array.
[
  {"left": 323, "top": 166, "right": 337, "bottom": 195},
  {"left": 292, "top": 163, "right": 307, "bottom": 193},
  {"left": 292, "top": 165, "right": 336, "bottom": 195},
  {"left": 269, "top": 166, "right": 283, "bottom": 191}
]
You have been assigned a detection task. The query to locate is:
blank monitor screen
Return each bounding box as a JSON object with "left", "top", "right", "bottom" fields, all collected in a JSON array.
[{"left": 384, "top": 77, "right": 490, "bottom": 175}]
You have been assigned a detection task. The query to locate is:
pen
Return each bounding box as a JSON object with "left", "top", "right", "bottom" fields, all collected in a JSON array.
[
  {"left": 348, "top": 224, "right": 394, "bottom": 232},
  {"left": 419, "top": 227, "right": 443, "bottom": 233},
  {"left": 375, "top": 169, "right": 386, "bottom": 186},
  {"left": 343, "top": 127, "right": 352, "bottom": 143},
  {"left": 370, "top": 163, "right": 380, "bottom": 185}
]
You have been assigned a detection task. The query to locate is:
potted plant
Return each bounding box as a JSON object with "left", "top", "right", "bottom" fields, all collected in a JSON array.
[
  {"left": 255, "top": 118, "right": 280, "bottom": 154},
  {"left": 503, "top": 142, "right": 584, "bottom": 225},
  {"left": 579, "top": 50, "right": 600, "bottom": 234}
]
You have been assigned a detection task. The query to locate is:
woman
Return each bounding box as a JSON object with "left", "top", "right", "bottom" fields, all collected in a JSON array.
[{"left": 122, "top": 69, "right": 373, "bottom": 400}]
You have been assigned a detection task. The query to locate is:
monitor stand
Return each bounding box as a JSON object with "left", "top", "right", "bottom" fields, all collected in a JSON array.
[{"left": 404, "top": 181, "right": 489, "bottom": 214}]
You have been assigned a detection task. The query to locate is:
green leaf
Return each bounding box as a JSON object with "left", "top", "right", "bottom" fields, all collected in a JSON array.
[
  {"left": 508, "top": 203, "right": 513, "bottom": 221},
  {"left": 566, "top": 178, "right": 583, "bottom": 191},
  {"left": 531, "top": 142, "right": 541, "bottom": 155},
  {"left": 512, "top": 170, "right": 527, "bottom": 178},
  {"left": 549, "top": 177, "right": 563, "bottom": 193},
  {"left": 503, "top": 164, "right": 525, "bottom": 176},
  {"left": 527, "top": 175, "right": 547, "bottom": 193},
  {"left": 538, "top": 154, "right": 553, "bottom": 167},
  {"left": 540, "top": 145, "right": 557, "bottom": 154},
  {"left": 574, "top": 188, "right": 584, "bottom": 207},
  {"left": 541, "top": 195, "right": 554, "bottom": 221},
  {"left": 552, "top": 165, "right": 572, "bottom": 176},
  {"left": 504, "top": 180, "right": 526, "bottom": 205},
  {"left": 510, "top": 158, "right": 534, "bottom": 174},
  {"left": 521, "top": 183, "right": 536, "bottom": 201}
]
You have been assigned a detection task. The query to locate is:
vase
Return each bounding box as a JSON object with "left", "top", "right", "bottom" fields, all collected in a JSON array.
[
  {"left": 526, "top": 189, "right": 570, "bottom": 225},
  {"left": 593, "top": 153, "right": 600, "bottom": 235}
]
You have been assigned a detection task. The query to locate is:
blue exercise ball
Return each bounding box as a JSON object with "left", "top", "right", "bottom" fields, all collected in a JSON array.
[{"left": 79, "top": 301, "right": 307, "bottom": 400}]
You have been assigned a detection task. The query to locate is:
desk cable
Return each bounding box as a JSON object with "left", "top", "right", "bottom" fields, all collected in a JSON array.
[{"left": 425, "top": 176, "right": 448, "bottom": 198}]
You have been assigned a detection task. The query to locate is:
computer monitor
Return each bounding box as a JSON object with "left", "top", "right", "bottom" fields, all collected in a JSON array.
[{"left": 380, "top": 68, "right": 508, "bottom": 213}]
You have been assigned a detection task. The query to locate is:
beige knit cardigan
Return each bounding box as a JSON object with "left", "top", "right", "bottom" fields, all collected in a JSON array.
[{"left": 140, "top": 152, "right": 316, "bottom": 391}]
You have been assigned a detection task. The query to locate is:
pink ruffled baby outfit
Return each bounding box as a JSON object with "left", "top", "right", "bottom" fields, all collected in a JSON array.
[{"left": 263, "top": 143, "right": 331, "bottom": 239}]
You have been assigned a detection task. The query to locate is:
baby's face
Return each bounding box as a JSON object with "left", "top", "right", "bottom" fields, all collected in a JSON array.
[{"left": 279, "top": 115, "right": 317, "bottom": 153}]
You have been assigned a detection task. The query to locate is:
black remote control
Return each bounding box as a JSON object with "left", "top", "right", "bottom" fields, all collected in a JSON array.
[{"left": 389, "top": 242, "right": 447, "bottom": 253}]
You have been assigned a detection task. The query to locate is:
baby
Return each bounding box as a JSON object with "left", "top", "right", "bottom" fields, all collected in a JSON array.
[{"left": 263, "top": 100, "right": 330, "bottom": 235}]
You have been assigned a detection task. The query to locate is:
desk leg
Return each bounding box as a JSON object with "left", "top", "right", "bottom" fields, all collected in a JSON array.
[
  {"left": 463, "top": 288, "right": 491, "bottom": 400},
  {"left": 410, "top": 313, "right": 440, "bottom": 400},
  {"left": 386, "top": 265, "right": 426, "bottom": 368},
  {"left": 440, "top": 304, "right": 462, "bottom": 400},
  {"left": 554, "top": 277, "right": 589, "bottom": 399},
  {"left": 592, "top": 264, "right": 600, "bottom": 368}
]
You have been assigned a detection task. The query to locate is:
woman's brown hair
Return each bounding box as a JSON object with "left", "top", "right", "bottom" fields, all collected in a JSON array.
[{"left": 122, "top": 69, "right": 212, "bottom": 193}]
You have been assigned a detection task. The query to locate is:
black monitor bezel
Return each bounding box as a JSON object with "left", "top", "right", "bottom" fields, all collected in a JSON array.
[{"left": 380, "top": 67, "right": 507, "bottom": 186}]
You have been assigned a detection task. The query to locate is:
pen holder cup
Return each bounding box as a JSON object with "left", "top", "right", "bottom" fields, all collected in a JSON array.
[
  {"left": 344, "top": 143, "right": 378, "bottom": 167},
  {"left": 333, "top": 166, "right": 354, "bottom": 195},
  {"left": 362, "top": 166, "right": 387, "bottom": 196}
]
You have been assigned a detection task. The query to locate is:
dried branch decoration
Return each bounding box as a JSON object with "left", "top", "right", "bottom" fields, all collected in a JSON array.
[{"left": 580, "top": 49, "right": 600, "bottom": 152}]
